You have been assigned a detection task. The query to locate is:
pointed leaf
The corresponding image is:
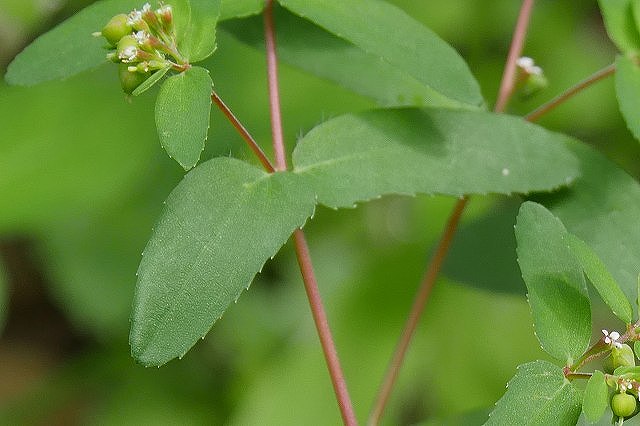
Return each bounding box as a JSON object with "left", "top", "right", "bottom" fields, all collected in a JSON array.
[
  {"left": 130, "top": 158, "right": 316, "bottom": 366},
  {"left": 178, "top": 0, "right": 222, "bottom": 62},
  {"left": 485, "top": 360, "right": 582, "bottom": 425},
  {"left": 540, "top": 141, "right": 640, "bottom": 318},
  {"left": 155, "top": 66, "right": 212, "bottom": 170},
  {"left": 515, "top": 202, "right": 591, "bottom": 363},
  {"left": 566, "top": 233, "right": 633, "bottom": 324},
  {"left": 598, "top": 0, "right": 640, "bottom": 53},
  {"left": 292, "top": 108, "right": 580, "bottom": 209},
  {"left": 583, "top": 370, "right": 609, "bottom": 424},
  {"left": 132, "top": 66, "right": 170, "bottom": 96},
  {"left": 615, "top": 55, "right": 640, "bottom": 142},
  {"left": 222, "top": 8, "right": 469, "bottom": 109},
  {"left": 278, "top": 0, "right": 483, "bottom": 107}
]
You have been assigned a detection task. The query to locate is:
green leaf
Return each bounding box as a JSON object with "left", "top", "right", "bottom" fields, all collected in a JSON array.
[
  {"left": 132, "top": 66, "right": 170, "bottom": 96},
  {"left": 485, "top": 360, "right": 582, "bottom": 425},
  {"left": 598, "top": 0, "right": 640, "bottom": 53},
  {"left": 220, "top": 0, "right": 264, "bottom": 20},
  {"left": 4, "top": 0, "right": 257, "bottom": 86},
  {"left": 634, "top": 340, "right": 640, "bottom": 359},
  {"left": 292, "top": 108, "right": 580, "bottom": 209},
  {"left": 583, "top": 370, "right": 609, "bottom": 424},
  {"left": 540, "top": 141, "right": 640, "bottom": 318},
  {"left": 222, "top": 8, "right": 469, "bottom": 109},
  {"left": 515, "top": 202, "right": 591, "bottom": 363},
  {"left": 278, "top": 0, "right": 484, "bottom": 107},
  {"left": 615, "top": 55, "right": 640, "bottom": 142},
  {"left": 5, "top": 0, "right": 138, "bottom": 86},
  {"left": 178, "top": 0, "right": 222, "bottom": 62},
  {"left": 565, "top": 233, "right": 633, "bottom": 324},
  {"left": 130, "top": 157, "right": 316, "bottom": 366},
  {"left": 155, "top": 66, "right": 212, "bottom": 170}
]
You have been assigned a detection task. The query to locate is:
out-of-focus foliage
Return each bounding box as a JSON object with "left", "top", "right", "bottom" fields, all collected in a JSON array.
[{"left": 1, "top": 0, "right": 640, "bottom": 425}]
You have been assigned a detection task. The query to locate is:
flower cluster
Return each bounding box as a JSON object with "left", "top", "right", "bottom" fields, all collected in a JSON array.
[
  {"left": 94, "top": 3, "right": 186, "bottom": 94},
  {"left": 603, "top": 329, "right": 624, "bottom": 349}
]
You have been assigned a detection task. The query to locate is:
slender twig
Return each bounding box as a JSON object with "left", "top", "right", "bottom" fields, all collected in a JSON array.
[
  {"left": 494, "top": 0, "right": 536, "bottom": 113},
  {"left": 367, "top": 2, "right": 537, "bottom": 425},
  {"left": 293, "top": 230, "right": 359, "bottom": 426},
  {"left": 211, "top": 90, "right": 275, "bottom": 173},
  {"left": 524, "top": 63, "right": 616, "bottom": 122},
  {"left": 263, "top": 2, "right": 357, "bottom": 424},
  {"left": 264, "top": 0, "right": 287, "bottom": 171},
  {"left": 367, "top": 198, "right": 467, "bottom": 426}
]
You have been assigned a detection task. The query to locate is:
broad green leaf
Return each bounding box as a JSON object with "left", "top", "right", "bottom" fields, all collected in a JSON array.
[
  {"left": 566, "top": 233, "right": 633, "bottom": 324},
  {"left": 130, "top": 157, "right": 316, "bottom": 366},
  {"left": 598, "top": 0, "right": 640, "bottom": 53},
  {"left": 5, "top": 0, "right": 258, "bottom": 86},
  {"left": 222, "top": 8, "right": 467, "bottom": 109},
  {"left": 292, "top": 108, "right": 579, "bottom": 209},
  {"left": 615, "top": 55, "right": 640, "bottom": 142},
  {"left": 178, "top": 0, "right": 222, "bottom": 62},
  {"left": 539, "top": 142, "right": 640, "bottom": 318},
  {"left": 155, "top": 66, "right": 212, "bottom": 170},
  {"left": 132, "top": 66, "right": 170, "bottom": 96},
  {"left": 278, "top": 0, "right": 484, "bottom": 107},
  {"left": 485, "top": 360, "right": 582, "bottom": 425},
  {"left": 634, "top": 340, "right": 640, "bottom": 359},
  {"left": 515, "top": 202, "right": 591, "bottom": 363}
]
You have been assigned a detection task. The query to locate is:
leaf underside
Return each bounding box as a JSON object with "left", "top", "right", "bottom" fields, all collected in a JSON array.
[
  {"left": 278, "top": 0, "right": 484, "bottom": 108},
  {"left": 485, "top": 360, "right": 582, "bottom": 425}
]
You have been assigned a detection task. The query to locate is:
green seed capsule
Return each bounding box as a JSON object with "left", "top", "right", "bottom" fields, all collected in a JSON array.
[
  {"left": 613, "top": 344, "right": 637, "bottom": 369},
  {"left": 612, "top": 393, "right": 637, "bottom": 418},
  {"left": 118, "top": 64, "right": 149, "bottom": 94},
  {"left": 101, "top": 14, "right": 132, "bottom": 47}
]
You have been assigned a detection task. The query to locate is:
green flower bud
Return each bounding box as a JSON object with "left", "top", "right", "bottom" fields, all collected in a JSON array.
[
  {"left": 521, "top": 72, "right": 548, "bottom": 98},
  {"left": 118, "top": 64, "right": 149, "bottom": 94},
  {"left": 100, "top": 14, "right": 132, "bottom": 47},
  {"left": 613, "top": 344, "right": 637, "bottom": 369},
  {"left": 612, "top": 392, "right": 637, "bottom": 418}
]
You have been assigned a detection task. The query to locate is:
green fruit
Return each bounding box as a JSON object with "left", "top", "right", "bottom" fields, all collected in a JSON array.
[
  {"left": 101, "top": 14, "right": 132, "bottom": 46},
  {"left": 613, "top": 344, "right": 637, "bottom": 369},
  {"left": 116, "top": 35, "right": 139, "bottom": 63},
  {"left": 118, "top": 64, "right": 149, "bottom": 94},
  {"left": 612, "top": 393, "right": 637, "bottom": 418}
]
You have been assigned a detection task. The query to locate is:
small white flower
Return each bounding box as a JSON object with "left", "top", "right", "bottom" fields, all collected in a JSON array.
[
  {"left": 127, "top": 9, "right": 143, "bottom": 26},
  {"left": 516, "top": 56, "right": 534, "bottom": 69},
  {"left": 157, "top": 5, "right": 172, "bottom": 14},
  {"left": 119, "top": 45, "right": 138, "bottom": 62},
  {"left": 142, "top": 3, "right": 152, "bottom": 12},
  {"left": 133, "top": 30, "right": 149, "bottom": 44},
  {"left": 603, "top": 329, "right": 624, "bottom": 349}
]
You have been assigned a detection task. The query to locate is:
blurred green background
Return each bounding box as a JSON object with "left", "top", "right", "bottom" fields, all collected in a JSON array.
[{"left": 1, "top": 1, "right": 639, "bottom": 424}]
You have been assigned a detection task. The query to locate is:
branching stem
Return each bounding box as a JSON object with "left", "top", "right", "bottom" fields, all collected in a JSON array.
[
  {"left": 368, "top": 1, "right": 536, "bottom": 424},
  {"left": 263, "top": 1, "right": 358, "bottom": 424},
  {"left": 524, "top": 63, "right": 616, "bottom": 122}
]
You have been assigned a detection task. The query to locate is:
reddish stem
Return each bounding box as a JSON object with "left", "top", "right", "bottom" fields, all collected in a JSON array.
[
  {"left": 263, "top": 2, "right": 358, "bottom": 424},
  {"left": 210, "top": 90, "right": 275, "bottom": 173},
  {"left": 494, "top": 0, "right": 536, "bottom": 113},
  {"left": 524, "top": 63, "right": 616, "bottom": 122},
  {"left": 293, "top": 230, "right": 359, "bottom": 426},
  {"left": 368, "top": 2, "right": 536, "bottom": 424},
  {"left": 263, "top": 0, "right": 287, "bottom": 171}
]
